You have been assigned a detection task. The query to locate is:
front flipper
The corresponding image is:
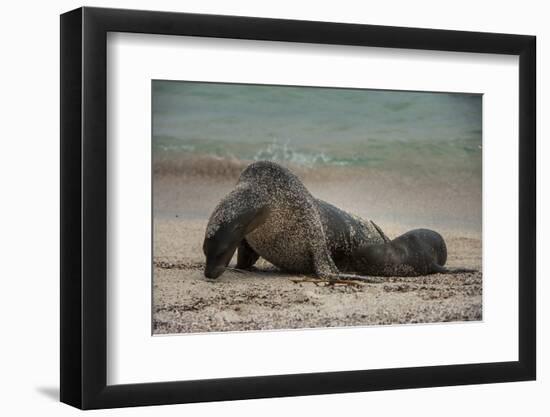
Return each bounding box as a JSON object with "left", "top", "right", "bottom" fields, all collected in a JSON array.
[
  {"left": 431, "top": 263, "right": 477, "bottom": 274},
  {"left": 236, "top": 239, "right": 260, "bottom": 269}
]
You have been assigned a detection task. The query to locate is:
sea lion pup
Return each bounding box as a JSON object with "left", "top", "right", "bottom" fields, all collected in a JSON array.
[
  {"left": 352, "top": 228, "right": 476, "bottom": 276},
  {"left": 202, "top": 160, "right": 388, "bottom": 280}
]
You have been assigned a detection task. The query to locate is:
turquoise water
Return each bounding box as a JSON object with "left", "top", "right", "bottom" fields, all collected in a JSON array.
[{"left": 152, "top": 81, "right": 481, "bottom": 171}]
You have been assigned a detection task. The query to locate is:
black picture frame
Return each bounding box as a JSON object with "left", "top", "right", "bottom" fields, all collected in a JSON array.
[{"left": 60, "top": 6, "right": 536, "bottom": 410}]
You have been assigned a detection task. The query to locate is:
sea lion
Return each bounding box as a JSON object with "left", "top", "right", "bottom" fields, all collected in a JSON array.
[
  {"left": 203, "top": 161, "right": 388, "bottom": 279},
  {"left": 351, "top": 228, "right": 476, "bottom": 276}
]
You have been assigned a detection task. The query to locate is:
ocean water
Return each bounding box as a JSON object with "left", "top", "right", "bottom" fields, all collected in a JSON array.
[{"left": 152, "top": 81, "right": 482, "bottom": 175}]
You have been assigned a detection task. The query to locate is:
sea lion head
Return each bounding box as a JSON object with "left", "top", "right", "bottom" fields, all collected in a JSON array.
[
  {"left": 202, "top": 223, "right": 242, "bottom": 279},
  {"left": 203, "top": 187, "right": 268, "bottom": 279}
]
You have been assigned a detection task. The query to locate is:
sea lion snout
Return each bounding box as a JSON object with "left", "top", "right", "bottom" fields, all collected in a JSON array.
[
  {"left": 202, "top": 238, "right": 236, "bottom": 279},
  {"left": 204, "top": 263, "right": 226, "bottom": 279},
  {"left": 203, "top": 227, "right": 241, "bottom": 279}
]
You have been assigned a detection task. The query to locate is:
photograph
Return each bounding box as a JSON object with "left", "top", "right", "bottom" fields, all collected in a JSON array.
[{"left": 152, "top": 81, "right": 483, "bottom": 334}]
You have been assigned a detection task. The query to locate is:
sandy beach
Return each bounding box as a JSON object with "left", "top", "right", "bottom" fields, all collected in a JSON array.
[{"left": 153, "top": 158, "right": 482, "bottom": 334}]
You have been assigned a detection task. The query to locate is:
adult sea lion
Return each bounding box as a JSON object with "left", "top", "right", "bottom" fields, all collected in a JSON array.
[
  {"left": 352, "top": 228, "right": 476, "bottom": 276},
  {"left": 203, "top": 160, "right": 388, "bottom": 279}
]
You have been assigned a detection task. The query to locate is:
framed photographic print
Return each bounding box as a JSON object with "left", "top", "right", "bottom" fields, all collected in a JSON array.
[{"left": 60, "top": 6, "right": 536, "bottom": 410}]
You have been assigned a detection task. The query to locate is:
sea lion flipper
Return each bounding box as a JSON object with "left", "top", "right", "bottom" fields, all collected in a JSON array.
[
  {"left": 310, "top": 234, "right": 339, "bottom": 277},
  {"left": 332, "top": 273, "right": 386, "bottom": 284},
  {"left": 431, "top": 263, "right": 477, "bottom": 274},
  {"left": 307, "top": 208, "right": 340, "bottom": 277},
  {"left": 370, "top": 220, "right": 391, "bottom": 243},
  {"left": 236, "top": 239, "right": 260, "bottom": 269},
  {"left": 431, "top": 263, "right": 448, "bottom": 274}
]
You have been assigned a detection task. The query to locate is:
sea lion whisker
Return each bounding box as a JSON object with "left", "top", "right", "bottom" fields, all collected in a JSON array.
[{"left": 225, "top": 267, "right": 253, "bottom": 274}]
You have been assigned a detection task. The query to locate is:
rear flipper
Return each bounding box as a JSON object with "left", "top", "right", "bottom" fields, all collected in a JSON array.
[
  {"left": 370, "top": 220, "right": 391, "bottom": 243},
  {"left": 322, "top": 272, "right": 387, "bottom": 284},
  {"left": 431, "top": 263, "right": 477, "bottom": 274}
]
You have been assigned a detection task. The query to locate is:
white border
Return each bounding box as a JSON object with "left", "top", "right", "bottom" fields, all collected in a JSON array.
[{"left": 107, "top": 33, "right": 518, "bottom": 385}]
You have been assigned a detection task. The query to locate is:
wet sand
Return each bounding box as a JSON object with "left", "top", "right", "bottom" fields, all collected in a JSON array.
[{"left": 153, "top": 160, "right": 482, "bottom": 334}]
